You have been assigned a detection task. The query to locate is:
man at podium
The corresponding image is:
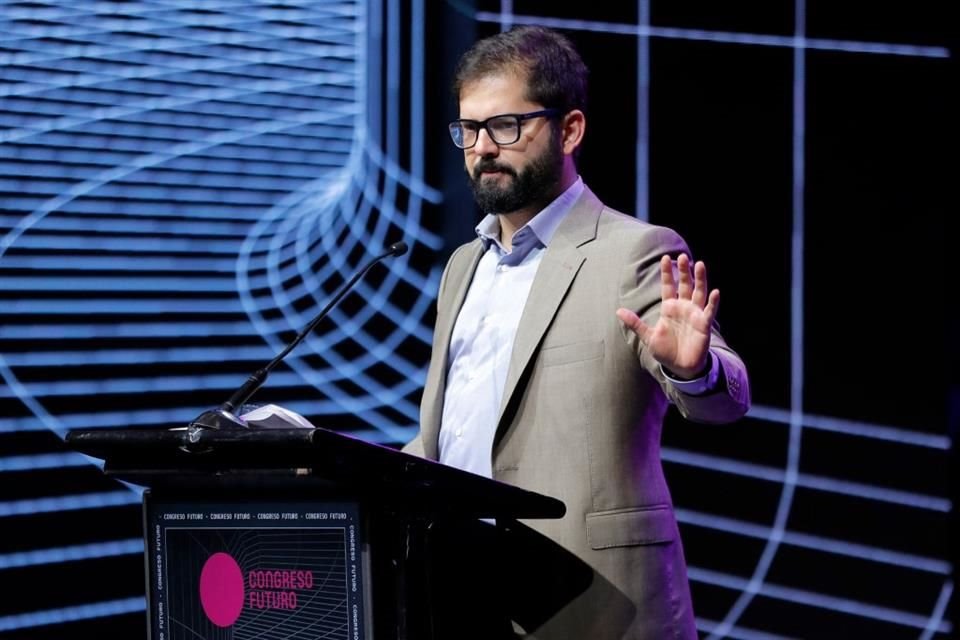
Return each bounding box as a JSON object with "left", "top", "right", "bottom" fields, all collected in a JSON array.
[{"left": 404, "top": 25, "right": 750, "bottom": 640}]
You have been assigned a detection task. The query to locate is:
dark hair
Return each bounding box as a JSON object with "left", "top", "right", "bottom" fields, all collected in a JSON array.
[{"left": 452, "top": 26, "right": 588, "bottom": 115}]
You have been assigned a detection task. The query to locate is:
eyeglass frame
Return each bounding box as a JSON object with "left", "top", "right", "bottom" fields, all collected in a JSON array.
[{"left": 448, "top": 108, "right": 562, "bottom": 149}]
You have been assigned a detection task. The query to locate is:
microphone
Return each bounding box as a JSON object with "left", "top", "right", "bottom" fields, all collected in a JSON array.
[{"left": 186, "top": 241, "right": 408, "bottom": 434}]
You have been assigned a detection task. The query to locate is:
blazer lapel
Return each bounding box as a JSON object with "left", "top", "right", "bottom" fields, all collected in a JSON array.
[
  {"left": 419, "top": 240, "right": 484, "bottom": 458},
  {"left": 495, "top": 188, "right": 603, "bottom": 436}
]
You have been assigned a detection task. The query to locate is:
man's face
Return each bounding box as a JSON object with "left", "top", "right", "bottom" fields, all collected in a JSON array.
[{"left": 458, "top": 73, "right": 563, "bottom": 215}]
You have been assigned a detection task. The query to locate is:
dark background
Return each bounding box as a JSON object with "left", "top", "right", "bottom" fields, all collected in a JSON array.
[{"left": 0, "top": 0, "right": 953, "bottom": 638}]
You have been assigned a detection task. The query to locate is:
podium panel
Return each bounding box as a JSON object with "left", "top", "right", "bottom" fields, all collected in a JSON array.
[{"left": 145, "top": 494, "right": 370, "bottom": 640}]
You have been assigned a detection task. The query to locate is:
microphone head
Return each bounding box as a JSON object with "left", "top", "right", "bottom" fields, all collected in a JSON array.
[{"left": 388, "top": 241, "right": 408, "bottom": 257}]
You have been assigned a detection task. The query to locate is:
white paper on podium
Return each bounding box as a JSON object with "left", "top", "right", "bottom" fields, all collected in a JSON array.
[{"left": 238, "top": 404, "right": 316, "bottom": 430}]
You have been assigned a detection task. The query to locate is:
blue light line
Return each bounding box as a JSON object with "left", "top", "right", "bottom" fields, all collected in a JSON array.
[
  {"left": 367, "top": 0, "right": 381, "bottom": 145},
  {"left": 688, "top": 566, "right": 952, "bottom": 632},
  {"left": 410, "top": 0, "right": 425, "bottom": 181},
  {"left": 920, "top": 580, "right": 954, "bottom": 640},
  {"left": 473, "top": 13, "right": 950, "bottom": 58},
  {"left": 0, "top": 346, "right": 275, "bottom": 367},
  {"left": 497, "top": 0, "right": 514, "bottom": 32},
  {"left": 635, "top": 0, "right": 650, "bottom": 222},
  {"left": 376, "top": 4, "right": 402, "bottom": 343},
  {"left": 675, "top": 508, "right": 951, "bottom": 575},
  {"left": 749, "top": 404, "right": 950, "bottom": 449},
  {"left": 387, "top": 0, "right": 400, "bottom": 161},
  {"left": 0, "top": 276, "right": 235, "bottom": 292},
  {"left": 0, "top": 218, "right": 252, "bottom": 239},
  {"left": 0, "top": 320, "right": 283, "bottom": 339},
  {"left": 708, "top": 4, "right": 808, "bottom": 635},
  {"left": 405, "top": 0, "right": 431, "bottom": 299},
  {"left": 662, "top": 447, "right": 951, "bottom": 511},
  {"left": 0, "top": 452, "right": 90, "bottom": 472},
  {"left": 4, "top": 235, "right": 243, "bottom": 253},
  {"left": 1, "top": 199, "right": 277, "bottom": 219},
  {"left": 2, "top": 299, "right": 250, "bottom": 314},
  {"left": 0, "top": 371, "right": 322, "bottom": 399},
  {"left": 0, "top": 539, "right": 143, "bottom": 570},
  {"left": 0, "top": 491, "right": 140, "bottom": 518},
  {"left": 695, "top": 618, "right": 799, "bottom": 640},
  {"left": 0, "top": 255, "right": 238, "bottom": 272},
  {"left": 0, "top": 596, "right": 145, "bottom": 633},
  {"left": 795, "top": 472, "right": 950, "bottom": 512}
]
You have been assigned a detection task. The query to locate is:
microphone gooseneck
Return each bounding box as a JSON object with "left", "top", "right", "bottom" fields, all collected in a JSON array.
[{"left": 187, "top": 242, "right": 408, "bottom": 434}]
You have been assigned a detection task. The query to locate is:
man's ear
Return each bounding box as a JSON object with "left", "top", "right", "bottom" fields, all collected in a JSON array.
[{"left": 560, "top": 109, "right": 586, "bottom": 156}]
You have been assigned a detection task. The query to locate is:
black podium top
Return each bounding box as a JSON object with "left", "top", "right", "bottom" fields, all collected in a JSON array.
[{"left": 66, "top": 426, "right": 565, "bottom": 521}]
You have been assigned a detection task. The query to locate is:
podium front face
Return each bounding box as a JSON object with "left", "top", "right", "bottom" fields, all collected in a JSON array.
[
  {"left": 144, "top": 492, "right": 370, "bottom": 640},
  {"left": 64, "top": 425, "right": 566, "bottom": 639}
]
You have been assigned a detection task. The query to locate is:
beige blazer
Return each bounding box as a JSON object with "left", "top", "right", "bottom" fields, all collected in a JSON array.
[{"left": 405, "top": 186, "right": 750, "bottom": 639}]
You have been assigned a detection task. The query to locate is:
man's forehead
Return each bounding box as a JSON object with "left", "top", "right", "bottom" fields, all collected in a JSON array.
[
  {"left": 458, "top": 72, "right": 537, "bottom": 114},
  {"left": 460, "top": 68, "right": 529, "bottom": 96}
]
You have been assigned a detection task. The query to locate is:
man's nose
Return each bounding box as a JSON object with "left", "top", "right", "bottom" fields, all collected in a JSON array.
[{"left": 472, "top": 127, "right": 500, "bottom": 156}]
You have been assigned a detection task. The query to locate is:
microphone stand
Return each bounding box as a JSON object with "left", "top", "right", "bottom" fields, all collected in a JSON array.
[{"left": 184, "top": 242, "right": 408, "bottom": 440}]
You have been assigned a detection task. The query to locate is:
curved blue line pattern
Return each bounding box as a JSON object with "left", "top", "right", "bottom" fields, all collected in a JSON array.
[{"left": 0, "top": 0, "right": 439, "bottom": 444}]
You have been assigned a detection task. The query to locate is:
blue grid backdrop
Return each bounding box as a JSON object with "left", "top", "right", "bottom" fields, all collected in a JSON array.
[{"left": 0, "top": 0, "right": 953, "bottom": 638}]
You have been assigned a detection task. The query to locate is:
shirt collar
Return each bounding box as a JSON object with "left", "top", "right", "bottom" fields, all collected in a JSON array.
[{"left": 475, "top": 177, "right": 584, "bottom": 253}]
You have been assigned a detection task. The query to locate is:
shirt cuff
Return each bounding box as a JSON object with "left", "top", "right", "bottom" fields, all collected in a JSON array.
[{"left": 661, "top": 351, "right": 719, "bottom": 396}]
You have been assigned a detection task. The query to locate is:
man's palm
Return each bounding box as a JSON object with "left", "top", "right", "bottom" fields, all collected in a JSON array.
[{"left": 616, "top": 254, "right": 718, "bottom": 379}]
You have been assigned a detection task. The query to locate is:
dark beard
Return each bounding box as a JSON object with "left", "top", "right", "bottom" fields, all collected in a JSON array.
[{"left": 466, "top": 135, "right": 563, "bottom": 214}]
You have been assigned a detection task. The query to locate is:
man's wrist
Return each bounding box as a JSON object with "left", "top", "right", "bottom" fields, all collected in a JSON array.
[
  {"left": 664, "top": 354, "right": 712, "bottom": 381},
  {"left": 661, "top": 352, "right": 719, "bottom": 395}
]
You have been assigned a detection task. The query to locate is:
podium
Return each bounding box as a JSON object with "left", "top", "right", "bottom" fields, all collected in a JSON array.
[{"left": 66, "top": 425, "right": 565, "bottom": 640}]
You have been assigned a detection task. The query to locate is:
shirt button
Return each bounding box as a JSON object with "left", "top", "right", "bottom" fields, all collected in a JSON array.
[{"left": 455, "top": 429, "right": 463, "bottom": 438}]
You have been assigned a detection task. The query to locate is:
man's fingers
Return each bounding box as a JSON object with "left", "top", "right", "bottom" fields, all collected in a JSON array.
[
  {"left": 691, "top": 260, "right": 708, "bottom": 307},
  {"left": 660, "top": 254, "right": 677, "bottom": 300},
  {"left": 616, "top": 308, "right": 650, "bottom": 342},
  {"left": 704, "top": 289, "right": 720, "bottom": 324},
  {"left": 677, "top": 253, "right": 693, "bottom": 299}
]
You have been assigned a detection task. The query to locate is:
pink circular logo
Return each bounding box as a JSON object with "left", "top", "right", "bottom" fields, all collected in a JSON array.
[{"left": 199, "top": 552, "right": 244, "bottom": 627}]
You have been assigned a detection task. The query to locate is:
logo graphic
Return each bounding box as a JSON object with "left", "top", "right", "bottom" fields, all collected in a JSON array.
[{"left": 199, "top": 552, "right": 245, "bottom": 627}]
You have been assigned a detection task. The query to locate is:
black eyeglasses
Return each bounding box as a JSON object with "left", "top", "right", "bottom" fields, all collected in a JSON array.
[{"left": 448, "top": 109, "right": 561, "bottom": 149}]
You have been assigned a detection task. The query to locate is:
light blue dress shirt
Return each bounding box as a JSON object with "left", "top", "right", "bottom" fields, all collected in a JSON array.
[{"left": 437, "top": 177, "right": 717, "bottom": 478}]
